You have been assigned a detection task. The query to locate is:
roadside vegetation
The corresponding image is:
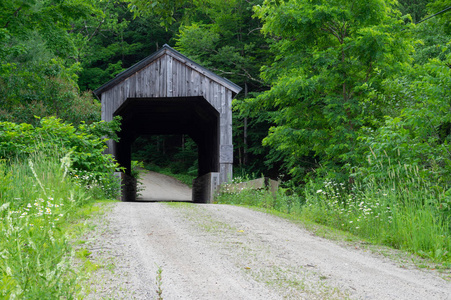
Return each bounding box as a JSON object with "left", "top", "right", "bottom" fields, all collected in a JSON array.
[{"left": 0, "top": 118, "right": 121, "bottom": 298}]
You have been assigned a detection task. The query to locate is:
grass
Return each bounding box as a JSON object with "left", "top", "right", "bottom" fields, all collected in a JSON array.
[
  {"left": 0, "top": 152, "right": 113, "bottom": 299},
  {"left": 303, "top": 166, "right": 451, "bottom": 264},
  {"left": 216, "top": 167, "right": 451, "bottom": 267},
  {"left": 155, "top": 265, "right": 163, "bottom": 300}
]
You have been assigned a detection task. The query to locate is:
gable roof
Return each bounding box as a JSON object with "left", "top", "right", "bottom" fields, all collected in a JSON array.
[{"left": 93, "top": 44, "right": 242, "bottom": 97}]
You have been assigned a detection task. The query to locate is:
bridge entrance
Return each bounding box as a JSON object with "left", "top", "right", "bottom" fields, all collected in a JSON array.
[{"left": 94, "top": 45, "right": 241, "bottom": 202}]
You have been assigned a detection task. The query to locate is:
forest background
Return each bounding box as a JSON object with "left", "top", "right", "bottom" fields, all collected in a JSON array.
[{"left": 1, "top": 0, "right": 451, "bottom": 285}]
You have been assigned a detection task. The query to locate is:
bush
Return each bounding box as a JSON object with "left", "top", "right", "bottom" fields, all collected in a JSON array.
[{"left": 0, "top": 116, "right": 122, "bottom": 199}]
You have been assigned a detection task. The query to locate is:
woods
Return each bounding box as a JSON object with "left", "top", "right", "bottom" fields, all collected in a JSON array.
[{"left": 1, "top": 0, "right": 451, "bottom": 297}]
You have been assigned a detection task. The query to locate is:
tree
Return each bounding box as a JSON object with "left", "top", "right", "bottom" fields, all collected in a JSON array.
[
  {"left": 428, "top": 0, "right": 451, "bottom": 32},
  {"left": 174, "top": 0, "right": 276, "bottom": 173},
  {"left": 251, "top": 0, "right": 415, "bottom": 181},
  {"left": 397, "top": 0, "right": 431, "bottom": 23},
  {"left": 73, "top": 1, "right": 173, "bottom": 91},
  {"left": 0, "top": 0, "right": 101, "bottom": 124}
]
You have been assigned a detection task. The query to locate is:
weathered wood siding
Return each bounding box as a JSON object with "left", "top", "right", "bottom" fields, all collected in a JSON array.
[
  {"left": 100, "top": 47, "right": 237, "bottom": 183},
  {"left": 101, "top": 53, "right": 235, "bottom": 118}
]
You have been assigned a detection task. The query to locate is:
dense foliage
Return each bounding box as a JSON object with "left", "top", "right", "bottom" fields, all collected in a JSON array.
[{"left": 0, "top": 0, "right": 102, "bottom": 124}]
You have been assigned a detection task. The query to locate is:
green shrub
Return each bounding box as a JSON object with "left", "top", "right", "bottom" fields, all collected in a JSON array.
[{"left": 0, "top": 116, "right": 122, "bottom": 199}]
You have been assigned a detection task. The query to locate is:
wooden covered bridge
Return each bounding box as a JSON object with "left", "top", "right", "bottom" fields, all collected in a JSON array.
[{"left": 94, "top": 44, "right": 242, "bottom": 202}]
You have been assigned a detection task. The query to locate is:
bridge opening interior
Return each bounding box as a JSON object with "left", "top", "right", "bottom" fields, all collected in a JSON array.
[
  {"left": 113, "top": 96, "right": 220, "bottom": 201},
  {"left": 131, "top": 134, "right": 198, "bottom": 177}
]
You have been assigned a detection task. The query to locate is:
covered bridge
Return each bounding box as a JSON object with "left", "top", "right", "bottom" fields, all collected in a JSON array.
[{"left": 94, "top": 44, "right": 242, "bottom": 202}]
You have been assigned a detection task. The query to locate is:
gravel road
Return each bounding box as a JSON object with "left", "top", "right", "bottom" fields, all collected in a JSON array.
[
  {"left": 84, "top": 172, "right": 451, "bottom": 299},
  {"left": 136, "top": 170, "right": 191, "bottom": 201}
]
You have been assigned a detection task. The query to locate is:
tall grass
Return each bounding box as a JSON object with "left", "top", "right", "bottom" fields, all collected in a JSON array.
[
  {"left": 216, "top": 187, "right": 304, "bottom": 216},
  {"left": 0, "top": 152, "right": 98, "bottom": 299},
  {"left": 217, "top": 165, "right": 451, "bottom": 263},
  {"left": 303, "top": 164, "right": 451, "bottom": 262}
]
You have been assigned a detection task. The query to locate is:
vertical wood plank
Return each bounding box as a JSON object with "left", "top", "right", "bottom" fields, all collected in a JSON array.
[
  {"left": 173, "top": 60, "right": 179, "bottom": 97},
  {"left": 145, "top": 66, "right": 152, "bottom": 97},
  {"left": 214, "top": 83, "right": 220, "bottom": 113},
  {"left": 155, "top": 59, "right": 160, "bottom": 97},
  {"left": 133, "top": 73, "right": 138, "bottom": 97},
  {"left": 150, "top": 62, "right": 155, "bottom": 97},
  {"left": 136, "top": 70, "right": 141, "bottom": 97},
  {"left": 203, "top": 78, "right": 210, "bottom": 103},
  {"left": 101, "top": 93, "right": 106, "bottom": 121},
  {"left": 181, "top": 63, "right": 187, "bottom": 96},
  {"left": 114, "top": 87, "right": 118, "bottom": 113},
  {"left": 208, "top": 80, "right": 214, "bottom": 108},
  {"left": 225, "top": 88, "right": 232, "bottom": 144},
  {"left": 167, "top": 55, "right": 173, "bottom": 97},
  {"left": 140, "top": 68, "right": 145, "bottom": 97},
  {"left": 124, "top": 79, "right": 129, "bottom": 100},
  {"left": 187, "top": 67, "right": 192, "bottom": 96},
  {"left": 200, "top": 74, "right": 206, "bottom": 98},
  {"left": 193, "top": 70, "right": 200, "bottom": 95},
  {"left": 160, "top": 55, "right": 166, "bottom": 97},
  {"left": 130, "top": 77, "right": 134, "bottom": 98}
]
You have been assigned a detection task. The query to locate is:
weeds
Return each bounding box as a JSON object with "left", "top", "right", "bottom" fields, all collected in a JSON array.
[
  {"left": 0, "top": 152, "right": 104, "bottom": 298},
  {"left": 155, "top": 265, "right": 163, "bottom": 300},
  {"left": 303, "top": 171, "right": 451, "bottom": 262},
  {"left": 216, "top": 187, "right": 303, "bottom": 216}
]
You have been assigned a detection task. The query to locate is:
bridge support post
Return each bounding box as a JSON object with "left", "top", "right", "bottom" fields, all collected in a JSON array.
[
  {"left": 192, "top": 172, "right": 220, "bottom": 203},
  {"left": 114, "top": 172, "right": 137, "bottom": 201},
  {"left": 219, "top": 145, "right": 233, "bottom": 184}
]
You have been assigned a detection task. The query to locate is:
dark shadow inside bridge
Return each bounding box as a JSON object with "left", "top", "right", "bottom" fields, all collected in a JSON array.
[{"left": 113, "top": 96, "right": 220, "bottom": 202}]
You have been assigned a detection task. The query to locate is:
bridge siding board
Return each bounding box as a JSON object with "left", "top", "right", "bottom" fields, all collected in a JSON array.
[
  {"left": 155, "top": 60, "right": 160, "bottom": 97},
  {"left": 193, "top": 70, "right": 200, "bottom": 96},
  {"left": 163, "top": 55, "right": 168, "bottom": 97},
  {"left": 173, "top": 59, "right": 178, "bottom": 97},
  {"left": 187, "top": 67, "right": 192, "bottom": 96},
  {"left": 181, "top": 62, "right": 186, "bottom": 96},
  {"left": 167, "top": 55, "right": 172, "bottom": 97}
]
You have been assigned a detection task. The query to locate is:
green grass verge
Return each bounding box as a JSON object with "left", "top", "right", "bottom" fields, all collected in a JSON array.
[{"left": 0, "top": 153, "right": 115, "bottom": 299}]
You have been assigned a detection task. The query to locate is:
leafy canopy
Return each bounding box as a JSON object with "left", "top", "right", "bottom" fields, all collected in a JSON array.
[{"left": 251, "top": 0, "right": 415, "bottom": 180}]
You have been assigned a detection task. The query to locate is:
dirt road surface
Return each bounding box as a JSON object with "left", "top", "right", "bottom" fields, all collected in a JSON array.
[
  {"left": 136, "top": 170, "right": 191, "bottom": 201},
  {"left": 85, "top": 172, "right": 451, "bottom": 299}
]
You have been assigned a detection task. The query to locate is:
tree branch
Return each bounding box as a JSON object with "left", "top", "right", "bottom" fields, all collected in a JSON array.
[{"left": 4, "top": 7, "right": 22, "bottom": 29}]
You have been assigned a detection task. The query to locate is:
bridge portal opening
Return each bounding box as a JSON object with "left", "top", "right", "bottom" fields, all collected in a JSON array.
[
  {"left": 113, "top": 97, "right": 220, "bottom": 202},
  {"left": 131, "top": 134, "right": 198, "bottom": 201},
  {"left": 114, "top": 97, "right": 219, "bottom": 176},
  {"left": 132, "top": 134, "right": 198, "bottom": 176}
]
